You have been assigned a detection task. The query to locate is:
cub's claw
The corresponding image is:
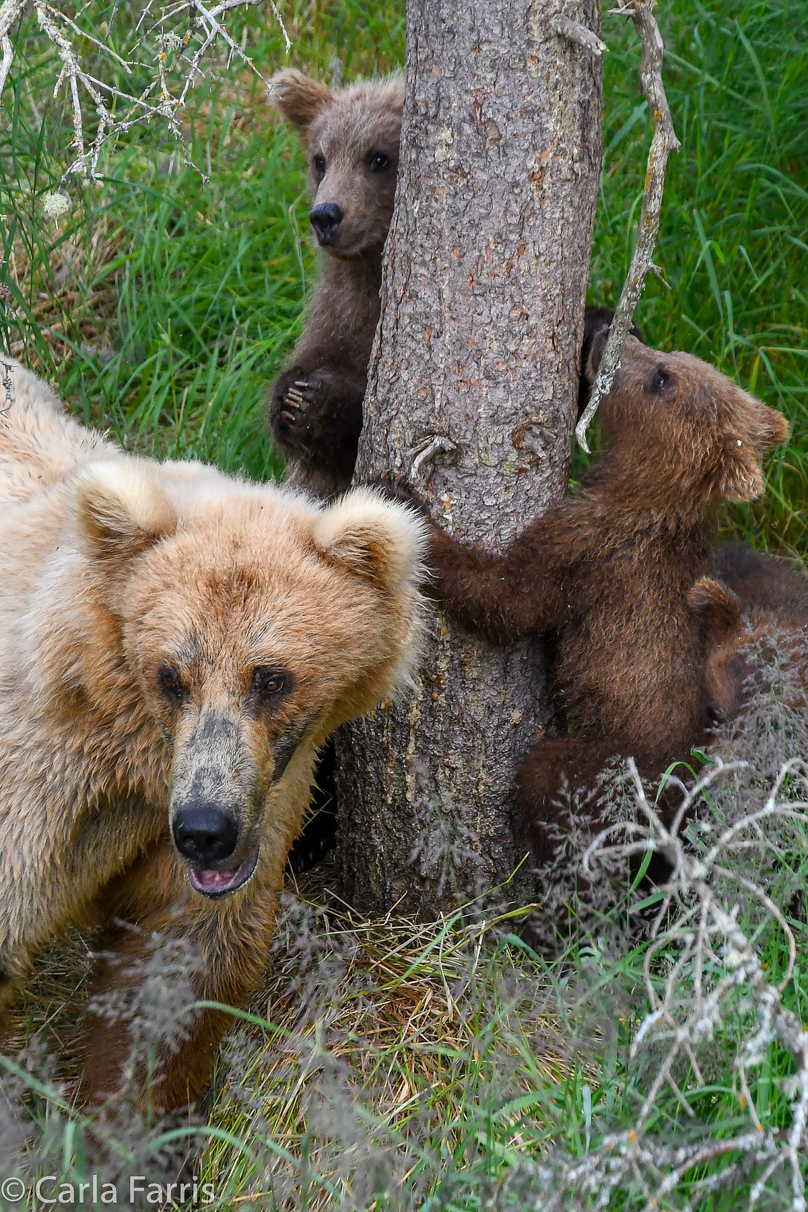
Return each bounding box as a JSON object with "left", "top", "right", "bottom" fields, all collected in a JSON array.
[
  {"left": 284, "top": 379, "right": 308, "bottom": 406},
  {"left": 275, "top": 375, "right": 323, "bottom": 433},
  {"left": 375, "top": 472, "right": 428, "bottom": 514}
]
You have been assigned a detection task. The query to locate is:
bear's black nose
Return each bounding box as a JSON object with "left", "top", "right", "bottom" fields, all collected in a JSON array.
[
  {"left": 173, "top": 806, "right": 239, "bottom": 865},
  {"left": 310, "top": 202, "right": 344, "bottom": 243}
]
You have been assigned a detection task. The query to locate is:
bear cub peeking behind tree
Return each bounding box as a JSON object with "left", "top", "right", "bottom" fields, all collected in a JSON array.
[
  {"left": 395, "top": 330, "right": 788, "bottom": 868},
  {"left": 689, "top": 542, "right": 808, "bottom": 732},
  {"left": 268, "top": 68, "right": 404, "bottom": 499}
]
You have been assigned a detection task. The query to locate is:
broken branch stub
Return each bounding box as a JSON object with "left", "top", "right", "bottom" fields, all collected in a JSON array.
[{"left": 576, "top": 0, "right": 680, "bottom": 453}]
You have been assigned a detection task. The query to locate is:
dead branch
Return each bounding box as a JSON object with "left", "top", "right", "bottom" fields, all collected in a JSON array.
[
  {"left": 550, "top": 14, "right": 608, "bottom": 57},
  {"left": 0, "top": 31, "right": 14, "bottom": 97},
  {"left": 545, "top": 756, "right": 808, "bottom": 1210},
  {"left": 0, "top": 0, "right": 290, "bottom": 181},
  {"left": 576, "top": 0, "right": 680, "bottom": 452}
]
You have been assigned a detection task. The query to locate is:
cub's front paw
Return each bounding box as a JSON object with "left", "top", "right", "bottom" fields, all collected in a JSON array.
[
  {"left": 274, "top": 373, "right": 325, "bottom": 437},
  {"left": 374, "top": 472, "right": 430, "bottom": 517}
]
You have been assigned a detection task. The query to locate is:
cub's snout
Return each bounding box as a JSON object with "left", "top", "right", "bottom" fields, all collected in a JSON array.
[{"left": 310, "top": 201, "right": 344, "bottom": 245}]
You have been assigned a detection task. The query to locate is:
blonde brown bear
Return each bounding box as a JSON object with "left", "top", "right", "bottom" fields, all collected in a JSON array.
[{"left": 0, "top": 358, "right": 426, "bottom": 1111}]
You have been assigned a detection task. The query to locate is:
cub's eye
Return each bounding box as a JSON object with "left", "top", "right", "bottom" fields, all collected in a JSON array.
[
  {"left": 652, "top": 367, "right": 671, "bottom": 393},
  {"left": 313, "top": 154, "right": 326, "bottom": 173},
  {"left": 158, "top": 664, "right": 186, "bottom": 704},
  {"left": 251, "top": 666, "right": 291, "bottom": 705},
  {"left": 368, "top": 152, "right": 390, "bottom": 172}
]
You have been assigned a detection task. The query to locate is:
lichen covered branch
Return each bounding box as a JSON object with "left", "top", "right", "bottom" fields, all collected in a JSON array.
[{"left": 576, "top": 0, "right": 680, "bottom": 452}]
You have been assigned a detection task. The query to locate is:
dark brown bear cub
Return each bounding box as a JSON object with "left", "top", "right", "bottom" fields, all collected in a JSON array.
[
  {"left": 402, "top": 334, "right": 788, "bottom": 863},
  {"left": 268, "top": 69, "right": 404, "bottom": 499}
]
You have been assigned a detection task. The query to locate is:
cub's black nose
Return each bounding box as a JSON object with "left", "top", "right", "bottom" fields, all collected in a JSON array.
[
  {"left": 310, "top": 202, "right": 344, "bottom": 243},
  {"left": 173, "top": 806, "right": 238, "bottom": 865}
]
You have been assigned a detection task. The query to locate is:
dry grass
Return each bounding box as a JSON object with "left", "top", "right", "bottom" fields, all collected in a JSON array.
[{"left": 203, "top": 868, "right": 574, "bottom": 1209}]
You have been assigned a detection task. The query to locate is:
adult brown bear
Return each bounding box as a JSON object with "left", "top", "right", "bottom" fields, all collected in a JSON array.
[{"left": 0, "top": 357, "right": 426, "bottom": 1111}]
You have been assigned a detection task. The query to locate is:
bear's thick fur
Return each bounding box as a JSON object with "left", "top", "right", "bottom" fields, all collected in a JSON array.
[
  {"left": 401, "top": 334, "right": 788, "bottom": 862},
  {"left": 689, "top": 543, "right": 808, "bottom": 725},
  {"left": 267, "top": 69, "right": 404, "bottom": 499},
  {"left": 0, "top": 358, "right": 426, "bottom": 1111}
]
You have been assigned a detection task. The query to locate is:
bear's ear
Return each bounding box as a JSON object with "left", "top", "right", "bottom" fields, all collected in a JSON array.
[
  {"left": 73, "top": 461, "right": 178, "bottom": 566},
  {"left": 269, "top": 69, "right": 334, "bottom": 135},
  {"left": 312, "top": 488, "right": 428, "bottom": 595},
  {"left": 687, "top": 576, "right": 743, "bottom": 639}
]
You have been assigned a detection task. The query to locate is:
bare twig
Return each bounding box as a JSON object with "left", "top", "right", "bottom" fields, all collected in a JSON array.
[
  {"left": 0, "top": 31, "right": 14, "bottom": 97},
  {"left": 576, "top": 0, "right": 680, "bottom": 452},
  {"left": 0, "top": 1, "right": 289, "bottom": 178},
  {"left": 0, "top": 0, "right": 25, "bottom": 43},
  {"left": 1, "top": 359, "right": 14, "bottom": 410},
  {"left": 409, "top": 434, "right": 459, "bottom": 481}
]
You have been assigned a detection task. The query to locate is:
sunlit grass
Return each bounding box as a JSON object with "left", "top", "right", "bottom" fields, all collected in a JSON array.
[{"left": 586, "top": 0, "right": 808, "bottom": 550}]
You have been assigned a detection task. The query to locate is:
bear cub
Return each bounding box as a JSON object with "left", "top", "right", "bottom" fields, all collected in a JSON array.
[
  {"left": 267, "top": 72, "right": 635, "bottom": 503},
  {"left": 690, "top": 542, "right": 808, "bottom": 728},
  {"left": 395, "top": 331, "right": 788, "bottom": 864},
  {"left": 268, "top": 69, "right": 404, "bottom": 499}
]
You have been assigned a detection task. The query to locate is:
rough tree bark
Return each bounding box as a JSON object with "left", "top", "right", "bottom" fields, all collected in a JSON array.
[{"left": 336, "top": 0, "right": 603, "bottom": 918}]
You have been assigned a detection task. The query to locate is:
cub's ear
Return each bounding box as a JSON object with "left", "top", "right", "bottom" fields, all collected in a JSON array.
[
  {"left": 269, "top": 69, "right": 333, "bottom": 135},
  {"left": 687, "top": 576, "right": 743, "bottom": 638},
  {"left": 73, "top": 461, "right": 177, "bottom": 566},
  {"left": 762, "top": 407, "right": 790, "bottom": 449},
  {"left": 313, "top": 488, "right": 428, "bottom": 595}
]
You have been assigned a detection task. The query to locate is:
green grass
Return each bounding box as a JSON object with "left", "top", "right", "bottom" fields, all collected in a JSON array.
[
  {"left": 1, "top": 0, "right": 807, "bottom": 1208},
  {"left": 0, "top": 0, "right": 404, "bottom": 479},
  {"left": 1, "top": 1, "right": 805, "bottom": 531},
  {"left": 587, "top": 0, "right": 808, "bottom": 551},
  {"left": 5, "top": 851, "right": 807, "bottom": 1210}
]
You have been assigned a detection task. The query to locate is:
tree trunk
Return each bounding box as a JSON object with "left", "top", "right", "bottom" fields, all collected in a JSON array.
[{"left": 337, "top": 0, "right": 603, "bottom": 918}]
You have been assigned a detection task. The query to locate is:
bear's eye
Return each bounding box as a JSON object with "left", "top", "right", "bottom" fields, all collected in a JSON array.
[
  {"left": 368, "top": 152, "right": 390, "bottom": 172},
  {"left": 158, "top": 664, "right": 186, "bottom": 704},
  {"left": 312, "top": 154, "right": 326, "bottom": 174},
  {"left": 251, "top": 666, "right": 292, "bottom": 706},
  {"left": 652, "top": 367, "right": 671, "bottom": 393}
]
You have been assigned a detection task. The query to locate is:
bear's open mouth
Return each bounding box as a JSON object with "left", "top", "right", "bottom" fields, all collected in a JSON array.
[{"left": 188, "top": 849, "right": 259, "bottom": 899}]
